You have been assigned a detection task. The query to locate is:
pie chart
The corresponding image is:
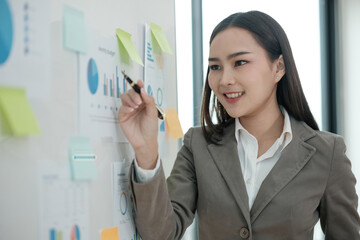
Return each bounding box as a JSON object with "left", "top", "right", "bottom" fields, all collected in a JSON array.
[
  {"left": 0, "top": 0, "right": 13, "bottom": 65},
  {"left": 120, "top": 191, "right": 127, "bottom": 215},
  {"left": 87, "top": 58, "right": 99, "bottom": 94}
]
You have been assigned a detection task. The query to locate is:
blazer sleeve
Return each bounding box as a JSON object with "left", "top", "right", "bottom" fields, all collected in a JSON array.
[
  {"left": 319, "top": 135, "right": 360, "bottom": 239},
  {"left": 129, "top": 128, "right": 197, "bottom": 240}
]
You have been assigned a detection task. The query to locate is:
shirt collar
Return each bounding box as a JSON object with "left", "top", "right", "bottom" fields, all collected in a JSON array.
[{"left": 234, "top": 106, "right": 293, "bottom": 150}]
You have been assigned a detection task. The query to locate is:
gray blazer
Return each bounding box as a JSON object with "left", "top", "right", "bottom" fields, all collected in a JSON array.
[{"left": 130, "top": 116, "right": 360, "bottom": 240}]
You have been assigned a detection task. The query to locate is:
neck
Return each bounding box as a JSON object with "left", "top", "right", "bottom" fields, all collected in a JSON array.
[{"left": 239, "top": 103, "right": 284, "bottom": 142}]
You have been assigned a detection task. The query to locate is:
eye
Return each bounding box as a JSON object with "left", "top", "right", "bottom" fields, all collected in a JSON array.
[
  {"left": 234, "top": 60, "right": 247, "bottom": 67},
  {"left": 209, "top": 65, "right": 221, "bottom": 70}
]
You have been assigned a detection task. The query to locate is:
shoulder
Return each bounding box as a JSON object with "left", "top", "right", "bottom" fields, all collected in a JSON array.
[
  {"left": 290, "top": 116, "right": 346, "bottom": 151},
  {"left": 310, "top": 129, "right": 346, "bottom": 152},
  {"left": 182, "top": 126, "right": 206, "bottom": 147},
  {"left": 183, "top": 122, "right": 236, "bottom": 146}
]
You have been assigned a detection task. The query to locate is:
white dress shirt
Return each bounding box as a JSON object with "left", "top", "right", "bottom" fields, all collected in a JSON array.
[
  {"left": 135, "top": 108, "right": 293, "bottom": 210},
  {"left": 235, "top": 108, "right": 292, "bottom": 209},
  {"left": 134, "top": 154, "right": 161, "bottom": 183}
]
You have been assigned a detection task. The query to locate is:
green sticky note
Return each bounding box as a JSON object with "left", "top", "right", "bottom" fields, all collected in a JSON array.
[
  {"left": 68, "top": 136, "right": 97, "bottom": 180},
  {"left": 63, "top": 5, "right": 88, "bottom": 53},
  {"left": 116, "top": 28, "right": 144, "bottom": 66},
  {"left": 0, "top": 86, "right": 40, "bottom": 136},
  {"left": 150, "top": 23, "right": 173, "bottom": 54}
]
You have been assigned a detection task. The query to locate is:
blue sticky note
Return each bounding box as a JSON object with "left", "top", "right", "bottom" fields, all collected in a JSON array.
[
  {"left": 68, "top": 136, "right": 97, "bottom": 180},
  {"left": 62, "top": 5, "right": 88, "bottom": 53}
]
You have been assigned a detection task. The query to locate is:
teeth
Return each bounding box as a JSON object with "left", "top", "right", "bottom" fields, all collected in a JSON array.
[{"left": 225, "top": 92, "right": 244, "bottom": 98}]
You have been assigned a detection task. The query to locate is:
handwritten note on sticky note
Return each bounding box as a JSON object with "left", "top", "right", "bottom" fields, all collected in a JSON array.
[
  {"left": 165, "top": 108, "right": 184, "bottom": 139},
  {"left": 68, "top": 136, "right": 97, "bottom": 180},
  {"left": 150, "top": 23, "right": 173, "bottom": 55},
  {"left": 116, "top": 28, "right": 143, "bottom": 66},
  {"left": 101, "top": 227, "right": 120, "bottom": 240},
  {"left": 63, "top": 5, "right": 88, "bottom": 53},
  {"left": 0, "top": 86, "right": 40, "bottom": 136}
]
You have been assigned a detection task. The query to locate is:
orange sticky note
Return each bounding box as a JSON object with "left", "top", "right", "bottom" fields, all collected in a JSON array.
[
  {"left": 101, "top": 227, "right": 120, "bottom": 240},
  {"left": 165, "top": 108, "right": 184, "bottom": 139}
]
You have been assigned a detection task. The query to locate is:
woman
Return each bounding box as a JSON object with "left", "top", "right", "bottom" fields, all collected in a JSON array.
[{"left": 119, "top": 11, "right": 360, "bottom": 240}]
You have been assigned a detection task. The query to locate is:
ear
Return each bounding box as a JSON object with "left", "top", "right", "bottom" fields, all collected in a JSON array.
[{"left": 275, "top": 55, "right": 285, "bottom": 83}]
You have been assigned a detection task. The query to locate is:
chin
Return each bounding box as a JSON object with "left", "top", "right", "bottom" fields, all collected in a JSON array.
[{"left": 225, "top": 111, "right": 243, "bottom": 119}]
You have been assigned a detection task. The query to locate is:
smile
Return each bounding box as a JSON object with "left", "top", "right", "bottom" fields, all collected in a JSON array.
[{"left": 224, "top": 91, "right": 245, "bottom": 99}]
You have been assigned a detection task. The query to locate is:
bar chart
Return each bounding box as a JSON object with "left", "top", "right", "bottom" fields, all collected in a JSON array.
[
  {"left": 102, "top": 66, "right": 122, "bottom": 98},
  {"left": 146, "top": 42, "right": 155, "bottom": 63},
  {"left": 70, "top": 224, "right": 80, "bottom": 240},
  {"left": 49, "top": 228, "right": 63, "bottom": 240}
]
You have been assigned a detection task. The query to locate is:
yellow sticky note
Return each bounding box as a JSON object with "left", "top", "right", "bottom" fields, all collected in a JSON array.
[
  {"left": 150, "top": 23, "right": 173, "bottom": 55},
  {"left": 62, "top": 5, "right": 88, "bottom": 53},
  {"left": 116, "top": 28, "right": 143, "bottom": 66},
  {"left": 0, "top": 86, "right": 40, "bottom": 136},
  {"left": 165, "top": 108, "right": 184, "bottom": 139},
  {"left": 101, "top": 227, "right": 120, "bottom": 240}
]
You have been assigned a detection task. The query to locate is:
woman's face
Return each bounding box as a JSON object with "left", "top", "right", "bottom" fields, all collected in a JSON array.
[{"left": 208, "top": 27, "right": 284, "bottom": 120}]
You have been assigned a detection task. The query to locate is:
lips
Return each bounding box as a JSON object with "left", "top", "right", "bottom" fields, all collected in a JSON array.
[
  {"left": 225, "top": 92, "right": 245, "bottom": 98},
  {"left": 223, "top": 91, "right": 245, "bottom": 103}
]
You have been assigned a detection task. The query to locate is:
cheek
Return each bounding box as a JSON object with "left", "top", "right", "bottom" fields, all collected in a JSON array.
[{"left": 207, "top": 75, "right": 217, "bottom": 91}]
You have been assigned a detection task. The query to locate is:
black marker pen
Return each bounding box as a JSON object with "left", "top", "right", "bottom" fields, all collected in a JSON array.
[{"left": 121, "top": 70, "right": 165, "bottom": 120}]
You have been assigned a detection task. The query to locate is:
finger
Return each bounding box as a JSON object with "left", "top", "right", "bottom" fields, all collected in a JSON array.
[
  {"left": 127, "top": 89, "right": 142, "bottom": 107},
  {"left": 118, "top": 105, "right": 135, "bottom": 121},
  {"left": 119, "top": 92, "right": 135, "bottom": 108},
  {"left": 140, "top": 88, "right": 158, "bottom": 118},
  {"left": 140, "top": 87, "right": 155, "bottom": 106},
  {"left": 137, "top": 80, "right": 144, "bottom": 88},
  {"left": 119, "top": 105, "right": 135, "bottom": 114},
  {"left": 120, "top": 89, "right": 142, "bottom": 108}
]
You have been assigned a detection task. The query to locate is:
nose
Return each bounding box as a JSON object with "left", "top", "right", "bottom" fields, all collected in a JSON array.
[{"left": 219, "top": 67, "right": 236, "bottom": 86}]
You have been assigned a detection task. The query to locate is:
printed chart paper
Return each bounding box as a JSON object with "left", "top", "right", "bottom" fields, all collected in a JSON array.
[
  {"left": 144, "top": 23, "right": 167, "bottom": 155},
  {"left": 112, "top": 162, "right": 140, "bottom": 240},
  {"left": 79, "top": 27, "right": 127, "bottom": 142},
  {"left": 0, "top": 0, "right": 51, "bottom": 99},
  {"left": 37, "top": 162, "right": 89, "bottom": 240}
]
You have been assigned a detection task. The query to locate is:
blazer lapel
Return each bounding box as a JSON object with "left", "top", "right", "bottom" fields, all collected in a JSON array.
[
  {"left": 250, "top": 117, "right": 317, "bottom": 223},
  {"left": 207, "top": 123, "right": 251, "bottom": 224}
]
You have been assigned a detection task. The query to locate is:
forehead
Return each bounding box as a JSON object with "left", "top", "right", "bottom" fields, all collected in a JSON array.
[{"left": 209, "top": 27, "right": 262, "bottom": 56}]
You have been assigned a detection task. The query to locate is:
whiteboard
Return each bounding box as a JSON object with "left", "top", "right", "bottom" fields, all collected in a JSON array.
[{"left": 0, "top": 0, "right": 178, "bottom": 239}]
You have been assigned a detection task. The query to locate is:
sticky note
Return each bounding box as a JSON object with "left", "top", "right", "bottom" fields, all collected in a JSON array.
[
  {"left": 116, "top": 28, "right": 144, "bottom": 66},
  {"left": 0, "top": 86, "right": 40, "bottom": 136},
  {"left": 165, "top": 108, "right": 184, "bottom": 139},
  {"left": 63, "top": 5, "right": 88, "bottom": 53},
  {"left": 101, "top": 227, "right": 120, "bottom": 240},
  {"left": 150, "top": 23, "right": 173, "bottom": 54},
  {"left": 68, "top": 136, "right": 97, "bottom": 180}
]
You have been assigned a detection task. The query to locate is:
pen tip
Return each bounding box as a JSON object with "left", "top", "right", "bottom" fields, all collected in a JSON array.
[{"left": 121, "top": 70, "right": 126, "bottom": 75}]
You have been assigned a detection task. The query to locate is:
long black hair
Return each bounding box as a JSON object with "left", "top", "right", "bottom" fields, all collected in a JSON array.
[{"left": 201, "top": 11, "right": 319, "bottom": 143}]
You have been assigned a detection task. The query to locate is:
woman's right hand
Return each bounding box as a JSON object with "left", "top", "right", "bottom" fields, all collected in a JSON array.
[{"left": 118, "top": 80, "right": 159, "bottom": 169}]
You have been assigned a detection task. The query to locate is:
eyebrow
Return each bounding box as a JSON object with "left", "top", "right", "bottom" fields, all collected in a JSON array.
[{"left": 208, "top": 51, "right": 252, "bottom": 62}]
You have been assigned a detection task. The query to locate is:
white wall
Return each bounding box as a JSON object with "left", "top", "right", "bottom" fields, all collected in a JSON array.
[{"left": 339, "top": 0, "right": 360, "bottom": 201}]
